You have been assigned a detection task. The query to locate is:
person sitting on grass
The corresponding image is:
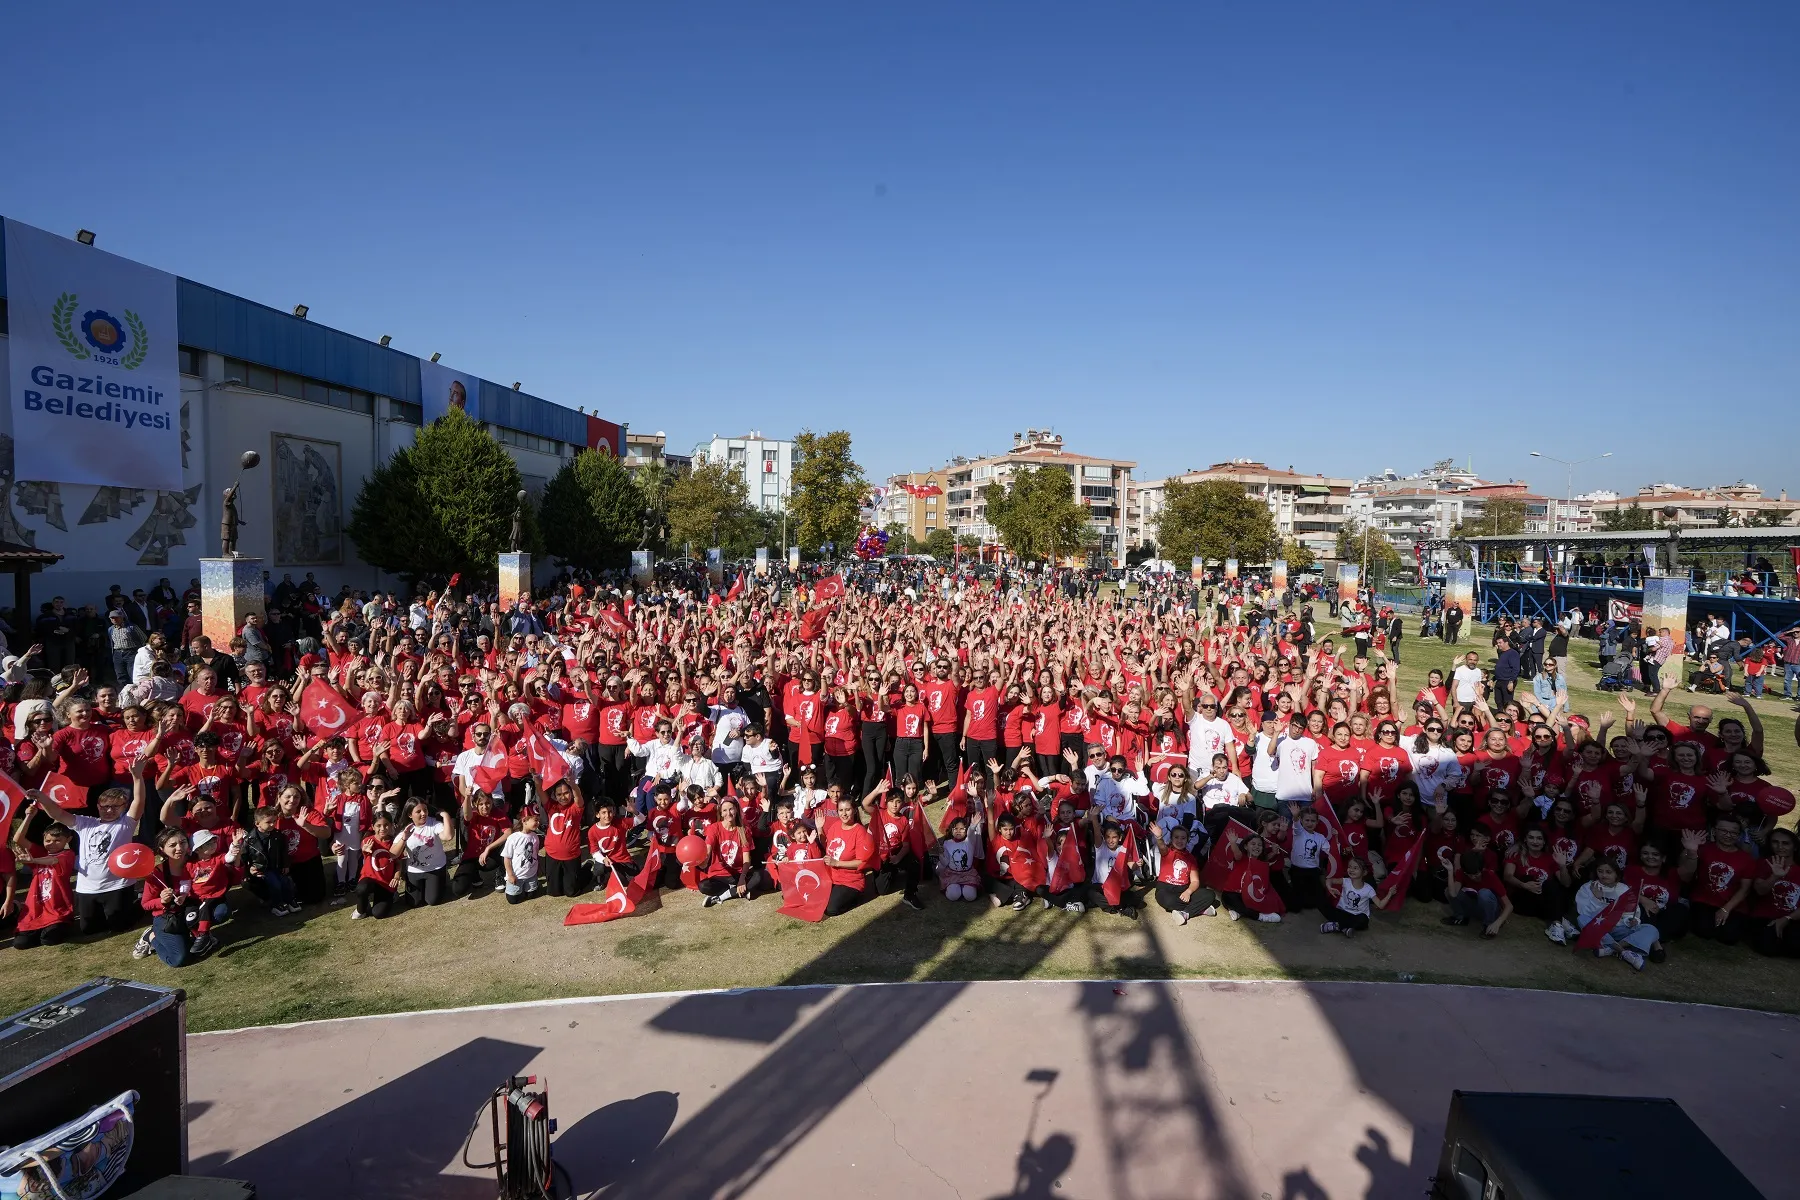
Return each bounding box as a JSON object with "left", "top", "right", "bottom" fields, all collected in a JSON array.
[
  {"left": 1575, "top": 859, "right": 1663, "bottom": 971},
  {"left": 936, "top": 814, "right": 983, "bottom": 902},
  {"left": 1443, "top": 826, "right": 1511, "bottom": 939},
  {"left": 352, "top": 814, "right": 400, "bottom": 920},
  {"left": 1318, "top": 855, "right": 1377, "bottom": 938},
  {"left": 503, "top": 809, "right": 543, "bottom": 904},
  {"left": 1151, "top": 823, "right": 1215, "bottom": 925}
]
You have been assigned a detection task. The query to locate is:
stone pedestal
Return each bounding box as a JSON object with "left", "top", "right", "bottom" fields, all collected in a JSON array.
[
  {"left": 200, "top": 557, "right": 265, "bottom": 649},
  {"left": 1641, "top": 577, "right": 1690, "bottom": 681},
  {"left": 498, "top": 552, "right": 531, "bottom": 610}
]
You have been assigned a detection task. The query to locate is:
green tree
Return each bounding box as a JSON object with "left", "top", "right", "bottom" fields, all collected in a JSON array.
[
  {"left": 1599, "top": 502, "right": 1657, "bottom": 531},
  {"left": 1455, "top": 498, "right": 1529, "bottom": 539},
  {"left": 1748, "top": 508, "right": 1795, "bottom": 528},
  {"left": 1279, "top": 537, "right": 1316, "bottom": 573},
  {"left": 984, "top": 465, "right": 1093, "bottom": 563},
  {"left": 632, "top": 460, "right": 675, "bottom": 550},
  {"left": 538, "top": 450, "right": 643, "bottom": 571},
  {"left": 723, "top": 506, "right": 783, "bottom": 560},
  {"left": 1153, "top": 479, "right": 1278, "bottom": 567},
  {"left": 787, "top": 430, "right": 868, "bottom": 555},
  {"left": 348, "top": 408, "right": 534, "bottom": 585},
  {"left": 923, "top": 528, "right": 956, "bottom": 559},
  {"left": 1335, "top": 518, "right": 1402, "bottom": 574},
  {"left": 666, "top": 460, "right": 752, "bottom": 556},
  {"left": 881, "top": 522, "right": 911, "bottom": 557}
]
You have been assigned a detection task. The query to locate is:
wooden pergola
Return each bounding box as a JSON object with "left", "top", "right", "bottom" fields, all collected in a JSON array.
[{"left": 0, "top": 540, "right": 66, "bottom": 628}]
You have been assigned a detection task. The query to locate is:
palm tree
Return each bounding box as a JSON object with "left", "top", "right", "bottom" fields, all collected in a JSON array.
[{"left": 634, "top": 461, "right": 673, "bottom": 551}]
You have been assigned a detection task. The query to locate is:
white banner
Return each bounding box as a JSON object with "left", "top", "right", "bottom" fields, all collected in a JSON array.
[
  {"left": 418, "top": 359, "right": 481, "bottom": 424},
  {"left": 4, "top": 218, "right": 182, "bottom": 489}
]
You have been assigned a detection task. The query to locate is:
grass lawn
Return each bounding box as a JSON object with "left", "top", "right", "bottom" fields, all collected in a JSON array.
[{"left": 5, "top": 620, "right": 1798, "bottom": 1031}]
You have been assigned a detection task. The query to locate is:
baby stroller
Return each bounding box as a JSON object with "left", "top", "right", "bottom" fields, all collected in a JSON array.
[{"left": 1594, "top": 640, "right": 1634, "bottom": 691}]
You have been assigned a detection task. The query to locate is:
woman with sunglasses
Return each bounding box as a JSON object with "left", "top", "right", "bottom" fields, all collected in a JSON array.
[
  {"left": 1406, "top": 718, "right": 1464, "bottom": 816},
  {"left": 856, "top": 670, "right": 897, "bottom": 798}
]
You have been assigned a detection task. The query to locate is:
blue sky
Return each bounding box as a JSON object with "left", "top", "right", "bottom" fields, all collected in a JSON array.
[{"left": 3, "top": 3, "right": 1795, "bottom": 496}]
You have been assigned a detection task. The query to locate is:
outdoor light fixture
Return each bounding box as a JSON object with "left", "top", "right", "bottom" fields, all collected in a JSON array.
[
  {"left": 378, "top": 335, "right": 392, "bottom": 347},
  {"left": 512, "top": 382, "right": 522, "bottom": 390},
  {"left": 292, "top": 304, "right": 309, "bottom": 319},
  {"left": 430, "top": 352, "right": 441, "bottom": 363},
  {"left": 75, "top": 229, "right": 96, "bottom": 246}
]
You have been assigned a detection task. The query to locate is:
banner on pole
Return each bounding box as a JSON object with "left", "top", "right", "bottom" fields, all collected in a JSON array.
[
  {"left": 631, "top": 550, "right": 653, "bottom": 586},
  {"left": 4, "top": 218, "right": 182, "bottom": 489},
  {"left": 706, "top": 547, "right": 724, "bottom": 586},
  {"left": 1336, "top": 563, "right": 1359, "bottom": 606},
  {"left": 418, "top": 359, "right": 481, "bottom": 424},
  {"left": 1190, "top": 556, "right": 1204, "bottom": 585},
  {"left": 1224, "top": 558, "right": 1238, "bottom": 581},
  {"left": 755, "top": 547, "right": 769, "bottom": 576},
  {"left": 1270, "top": 559, "right": 1287, "bottom": 591},
  {"left": 788, "top": 545, "right": 800, "bottom": 571}
]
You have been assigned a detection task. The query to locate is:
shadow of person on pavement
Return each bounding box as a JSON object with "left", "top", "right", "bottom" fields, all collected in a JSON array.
[
  {"left": 1355, "top": 1125, "right": 1413, "bottom": 1200},
  {"left": 550, "top": 1089, "right": 679, "bottom": 1195}
]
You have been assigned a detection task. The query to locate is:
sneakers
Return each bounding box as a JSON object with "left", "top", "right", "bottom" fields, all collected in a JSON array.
[
  {"left": 1340, "top": 926, "right": 1356, "bottom": 939},
  {"left": 1620, "top": 948, "right": 1646, "bottom": 971},
  {"left": 1200, "top": 906, "right": 1218, "bottom": 918},
  {"left": 1226, "top": 908, "right": 1242, "bottom": 922},
  {"left": 1596, "top": 943, "right": 1616, "bottom": 959},
  {"left": 1039, "top": 896, "right": 1051, "bottom": 910},
  {"left": 1172, "top": 909, "right": 1190, "bottom": 926},
  {"left": 1319, "top": 921, "right": 1340, "bottom": 934},
  {"left": 350, "top": 910, "right": 368, "bottom": 920},
  {"left": 1011, "top": 895, "right": 1028, "bottom": 911},
  {"left": 991, "top": 894, "right": 1003, "bottom": 909},
  {"left": 1441, "top": 915, "right": 1469, "bottom": 927},
  {"left": 132, "top": 929, "right": 155, "bottom": 959},
  {"left": 703, "top": 892, "right": 724, "bottom": 908},
  {"left": 902, "top": 894, "right": 924, "bottom": 911},
  {"left": 1545, "top": 922, "right": 1568, "bottom": 946},
  {"left": 1063, "top": 901, "right": 1085, "bottom": 913},
  {"left": 1257, "top": 912, "right": 1281, "bottom": 923},
  {"left": 189, "top": 934, "right": 219, "bottom": 957},
  {"left": 1649, "top": 945, "right": 1667, "bottom": 964}
]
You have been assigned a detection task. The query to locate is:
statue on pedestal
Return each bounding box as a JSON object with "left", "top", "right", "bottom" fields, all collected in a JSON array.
[
  {"left": 510, "top": 490, "right": 527, "bottom": 554},
  {"left": 220, "top": 451, "right": 261, "bottom": 558}
]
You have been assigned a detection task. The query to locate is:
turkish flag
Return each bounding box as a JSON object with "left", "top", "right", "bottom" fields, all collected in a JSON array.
[
  {"left": 1575, "top": 887, "right": 1639, "bottom": 950},
  {"left": 42, "top": 772, "right": 89, "bottom": 812},
  {"left": 798, "top": 605, "right": 833, "bottom": 644},
  {"left": 0, "top": 772, "right": 25, "bottom": 831},
  {"left": 300, "top": 680, "right": 356, "bottom": 737},
  {"left": 812, "top": 574, "right": 845, "bottom": 602},
  {"left": 1119, "top": 823, "right": 1143, "bottom": 872},
  {"left": 1096, "top": 849, "right": 1128, "bottom": 908},
  {"left": 1376, "top": 840, "right": 1422, "bottom": 912},
  {"left": 1011, "top": 832, "right": 1047, "bottom": 891},
  {"left": 776, "top": 859, "right": 831, "bottom": 922},
  {"left": 447, "top": 572, "right": 462, "bottom": 589},
  {"left": 1200, "top": 816, "right": 1258, "bottom": 891},
  {"left": 564, "top": 872, "right": 636, "bottom": 926},
  {"left": 472, "top": 741, "right": 510, "bottom": 794},
  {"left": 907, "top": 799, "right": 934, "bottom": 861},
  {"left": 726, "top": 572, "right": 744, "bottom": 601},
  {"left": 600, "top": 608, "right": 628, "bottom": 636},
  {"left": 523, "top": 729, "right": 569, "bottom": 790},
  {"left": 1048, "top": 829, "right": 1085, "bottom": 892},
  {"left": 1239, "top": 861, "right": 1286, "bottom": 915}
]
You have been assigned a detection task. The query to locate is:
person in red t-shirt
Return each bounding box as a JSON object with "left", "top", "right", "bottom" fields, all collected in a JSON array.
[
  {"left": 1680, "top": 815, "right": 1755, "bottom": 945},
  {"left": 1151, "top": 824, "right": 1213, "bottom": 923},
  {"left": 541, "top": 780, "right": 587, "bottom": 897},
  {"left": 586, "top": 803, "right": 637, "bottom": 889},
  {"left": 816, "top": 795, "right": 875, "bottom": 916},
  {"left": 51, "top": 701, "right": 114, "bottom": 793},
  {"left": 12, "top": 822, "right": 77, "bottom": 949},
  {"left": 700, "top": 798, "right": 765, "bottom": 904},
  {"left": 961, "top": 670, "right": 1002, "bottom": 785},
  {"left": 1749, "top": 827, "right": 1800, "bottom": 958},
  {"left": 1444, "top": 826, "right": 1512, "bottom": 937},
  {"left": 354, "top": 813, "right": 401, "bottom": 919},
  {"left": 919, "top": 659, "right": 963, "bottom": 787}
]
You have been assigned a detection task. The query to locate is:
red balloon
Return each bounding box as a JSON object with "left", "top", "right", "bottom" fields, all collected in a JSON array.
[
  {"left": 108, "top": 842, "right": 156, "bottom": 881},
  {"left": 675, "top": 835, "right": 709, "bottom": 867}
]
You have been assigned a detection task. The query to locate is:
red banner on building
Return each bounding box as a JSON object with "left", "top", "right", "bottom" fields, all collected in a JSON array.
[{"left": 586, "top": 416, "right": 622, "bottom": 455}]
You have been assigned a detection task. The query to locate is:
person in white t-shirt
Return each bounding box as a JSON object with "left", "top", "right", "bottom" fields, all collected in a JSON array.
[
  {"left": 1451, "top": 652, "right": 1487, "bottom": 712},
  {"left": 709, "top": 688, "right": 750, "bottom": 767},
  {"left": 1272, "top": 715, "right": 1320, "bottom": 810},
  {"left": 31, "top": 765, "right": 151, "bottom": 937},
  {"left": 1318, "top": 857, "right": 1377, "bottom": 936},
  {"left": 1184, "top": 694, "right": 1235, "bottom": 774},
  {"left": 502, "top": 810, "right": 543, "bottom": 903},
  {"left": 1195, "top": 752, "right": 1250, "bottom": 811},
  {"left": 740, "top": 724, "right": 784, "bottom": 792},
  {"left": 1250, "top": 717, "right": 1283, "bottom": 808}
]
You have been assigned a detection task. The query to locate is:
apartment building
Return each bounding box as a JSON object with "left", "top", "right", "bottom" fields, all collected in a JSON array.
[
  {"left": 1587, "top": 483, "right": 1799, "bottom": 528},
  {"left": 1140, "top": 460, "right": 1352, "bottom": 559},
  {"left": 691, "top": 431, "right": 792, "bottom": 513},
  {"left": 942, "top": 430, "right": 1135, "bottom": 565},
  {"left": 880, "top": 468, "right": 957, "bottom": 542}
]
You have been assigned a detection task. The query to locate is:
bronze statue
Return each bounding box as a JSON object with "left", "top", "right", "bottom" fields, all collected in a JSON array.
[
  {"left": 220, "top": 482, "right": 242, "bottom": 556},
  {"left": 510, "top": 490, "right": 527, "bottom": 553}
]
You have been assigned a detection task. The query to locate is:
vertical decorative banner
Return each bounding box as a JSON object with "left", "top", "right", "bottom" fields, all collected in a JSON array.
[
  {"left": 1641, "top": 577, "right": 1690, "bottom": 681},
  {"left": 631, "top": 550, "right": 653, "bottom": 586},
  {"left": 706, "top": 547, "right": 724, "bottom": 587},
  {"left": 1270, "top": 559, "right": 1287, "bottom": 591},
  {"left": 1190, "top": 556, "right": 1204, "bottom": 585},
  {"left": 788, "top": 546, "right": 800, "bottom": 572},
  {"left": 1224, "top": 558, "right": 1239, "bottom": 581},
  {"left": 1443, "top": 569, "right": 1476, "bottom": 626},
  {"left": 1337, "top": 563, "right": 1359, "bottom": 606},
  {"left": 1641, "top": 542, "right": 1659, "bottom": 577},
  {"left": 4, "top": 218, "right": 182, "bottom": 489},
  {"left": 418, "top": 359, "right": 481, "bottom": 424},
  {"left": 755, "top": 547, "right": 769, "bottom": 576}
]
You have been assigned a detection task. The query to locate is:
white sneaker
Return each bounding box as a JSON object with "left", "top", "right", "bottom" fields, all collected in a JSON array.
[
  {"left": 132, "top": 929, "right": 155, "bottom": 959},
  {"left": 1319, "top": 921, "right": 1340, "bottom": 934},
  {"left": 1546, "top": 922, "right": 1567, "bottom": 946},
  {"left": 1063, "top": 901, "right": 1085, "bottom": 913},
  {"left": 1039, "top": 896, "right": 1050, "bottom": 910},
  {"left": 1226, "top": 908, "right": 1242, "bottom": 921},
  {"left": 1257, "top": 912, "right": 1282, "bottom": 923},
  {"left": 1620, "top": 948, "right": 1646, "bottom": 971},
  {"left": 1597, "top": 943, "right": 1616, "bottom": 959},
  {"left": 350, "top": 910, "right": 368, "bottom": 920},
  {"left": 1173, "top": 909, "right": 1190, "bottom": 926},
  {"left": 1200, "top": 906, "right": 1218, "bottom": 917}
]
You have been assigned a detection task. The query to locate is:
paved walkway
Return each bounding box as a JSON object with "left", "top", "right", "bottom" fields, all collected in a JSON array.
[{"left": 187, "top": 980, "right": 1795, "bottom": 1199}]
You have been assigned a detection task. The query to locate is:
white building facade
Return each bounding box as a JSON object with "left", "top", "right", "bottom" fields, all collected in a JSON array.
[{"left": 692, "top": 432, "right": 793, "bottom": 514}]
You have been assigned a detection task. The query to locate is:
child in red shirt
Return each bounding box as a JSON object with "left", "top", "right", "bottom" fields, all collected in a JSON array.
[{"left": 13, "top": 822, "right": 77, "bottom": 948}]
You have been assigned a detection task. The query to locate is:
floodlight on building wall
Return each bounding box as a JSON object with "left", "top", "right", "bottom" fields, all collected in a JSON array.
[
  {"left": 292, "top": 305, "right": 309, "bottom": 319},
  {"left": 379, "top": 335, "right": 392, "bottom": 347},
  {"left": 75, "top": 230, "right": 96, "bottom": 246},
  {"left": 430, "top": 353, "right": 441, "bottom": 363}
]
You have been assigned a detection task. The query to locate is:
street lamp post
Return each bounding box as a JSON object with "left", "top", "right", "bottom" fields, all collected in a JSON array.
[{"left": 1529, "top": 450, "right": 1611, "bottom": 533}]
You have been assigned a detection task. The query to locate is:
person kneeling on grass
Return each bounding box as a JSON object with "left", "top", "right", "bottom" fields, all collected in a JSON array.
[
  {"left": 1318, "top": 857, "right": 1377, "bottom": 938},
  {"left": 1152, "top": 824, "right": 1216, "bottom": 925},
  {"left": 1575, "top": 859, "right": 1664, "bottom": 971},
  {"left": 353, "top": 814, "right": 400, "bottom": 919},
  {"left": 1442, "top": 827, "right": 1512, "bottom": 939},
  {"left": 12, "top": 821, "right": 77, "bottom": 950},
  {"left": 503, "top": 810, "right": 543, "bottom": 904},
  {"left": 136, "top": 825, "right": 243, "bottom": 963},
  {"left": 701, "top": 798, "right": 766, "bottom": 907}
]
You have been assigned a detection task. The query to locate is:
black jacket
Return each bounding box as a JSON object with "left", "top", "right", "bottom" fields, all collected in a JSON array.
[{"left": 242, "top": 826, "right": 290, "bottom": 876}]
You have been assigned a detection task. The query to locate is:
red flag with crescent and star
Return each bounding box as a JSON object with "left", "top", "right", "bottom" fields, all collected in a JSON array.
[
  {"left": 1048, "top": 828, "right": 1085, "bottom": 893},
  {"left": 471, "top": 740, "right": 511, "bottom": 795},
  {"left": 812, "top": 574, "right": 845, "bottom": 602},
  {"left": 775, "top": 858, "right": 831, "bottom": 922},
  {"left": 523, "top": 728, "right": 569, "bottom": 790},
  {"left": 42, "top": 772, "right": 89, "bottom": 812},
  {"left": 0, "top": 772, "right": 25, "bottom": 832},
  {"left": 1375, "top": 839, "right": 1422, "bottom": 913},
  {"left": 1239, "top": 859, "right": 1286, "bottom": 915},
  {"left": 1574, "top": 887, "right": 1639, "bottom": 950},
  {"left": 564, "top": 846, "right": 662, "bottom": 926},
  {"left": 300, "top": 680, "right": 356, "bottom": 738}
]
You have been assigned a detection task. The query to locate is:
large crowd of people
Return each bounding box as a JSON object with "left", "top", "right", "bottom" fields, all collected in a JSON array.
[{"left": 3, "top": 561, "right": 1797, "bottom": 982}]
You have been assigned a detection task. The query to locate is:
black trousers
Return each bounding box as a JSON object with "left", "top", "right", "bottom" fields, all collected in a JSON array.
[
  {"left": 1288, "top": 865, "right": 1327, "bottom": 912},
  {"left": 1509, "top": 880, "right": 1569, "bottom": 926},
  {"left": 1688, "top": 901, "right": 1744, "bottom": 945},
  {"left": 861, "top": 726, "right": 893, "bottom": 796},
  {"left": 291, "top": 856, "right": 328, "bottom": 905},
  {"left": 76, "top": 888, "right": 140, "bottom": 936},
  {"left": 546, "top": 856, "right": 587, "bottom": 897},
  {"left": 1318, "top": 902, "right": 1371, "bottom": 931},
  {"left": 13, "top": 922, "right": 73, "bottom": 949},
  {"left": 406, "top": 867, "right": 450, "bottom": 907},
  {"left": 355, "top": 879, "right": 396, "bottom": 918},
  {"left": 827, "top": 753, "right": 860, "bottom": 798},
  {"left": 825, "top": 884, "right": 870, "bottom": 917},
  {"left": 964, "top": 738, "right": 999, "bottom": 784},
  {"left": 892, "top": 738, "right": 925, "bottom": 787},
  {"left": 931, "top": 731, "right": 960, "bottom": 786},
  {"left": 874, "top": 854, "right": 923, "bottom": 900},
  {"left": 451, "top": 857, "right": 503, "bottom": 898},
  {"left": 1154, "top": 882, "right": 1215, "bottom": 917},
  {"left": 594, "top": 742, "right": 629, "bottom": 805},
  {"left": 698, "top": 868, "right": 770, "bottom": 899}
]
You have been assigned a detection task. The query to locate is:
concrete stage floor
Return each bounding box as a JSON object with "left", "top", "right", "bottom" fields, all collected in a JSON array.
[{"left": 186, "top": 980, "right": 1795, "bottom": 1199}]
